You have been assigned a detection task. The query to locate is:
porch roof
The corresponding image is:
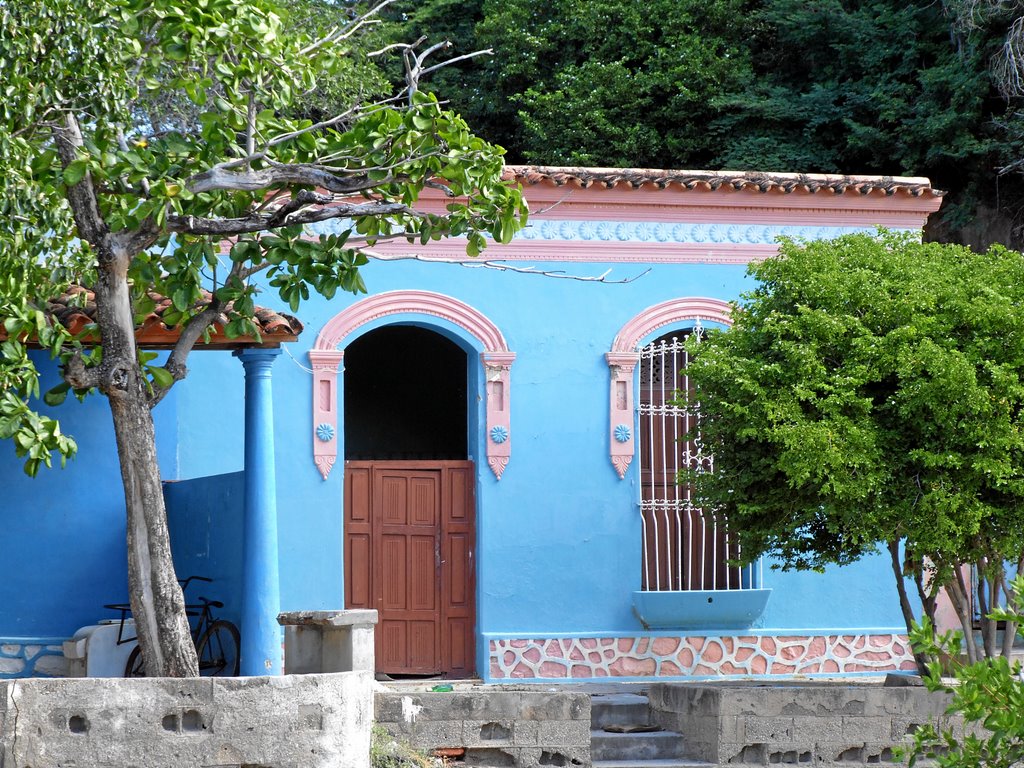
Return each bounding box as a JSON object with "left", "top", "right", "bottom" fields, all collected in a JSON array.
[{"left": 18, "top": 286, "right": 303, "bottom": 350}]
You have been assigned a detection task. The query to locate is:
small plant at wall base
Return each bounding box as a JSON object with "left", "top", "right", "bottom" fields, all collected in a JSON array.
[
  {"left": 371, "top": 725, "right": 447, "bottom": 768},
  {"left": 0, "top": 0, "right": 526, "bottom": 677},
  {"left": 903, "top": 573, "right": 1024, "bottom": 768},
  {"left": 683, "top": 230, "right": 1024, "bottom": 668}
]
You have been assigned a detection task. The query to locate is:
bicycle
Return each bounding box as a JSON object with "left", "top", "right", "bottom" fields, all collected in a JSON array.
[{"left": 106, "top": 576, "right": 240, "bottom": 677}]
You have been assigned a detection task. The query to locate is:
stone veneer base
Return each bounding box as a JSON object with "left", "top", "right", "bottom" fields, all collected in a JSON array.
[
  {"left": 0, "top": 638, "right": 68, "bottom": 678},
  {"left": 487, "top": 633, "right": 916, "bottom": 681}
]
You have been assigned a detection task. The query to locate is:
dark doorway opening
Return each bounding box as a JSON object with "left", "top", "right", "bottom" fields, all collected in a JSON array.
[{"left": 344, "top": 325, "right": 467, "bottom": 460}]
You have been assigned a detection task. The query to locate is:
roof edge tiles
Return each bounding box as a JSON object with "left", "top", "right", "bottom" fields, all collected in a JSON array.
[
  {"left": 504, "top": 165, "right": 944, "bottom": 198},
  {"left": 4, "top": 286, "right": 303, "bottom": 351}
]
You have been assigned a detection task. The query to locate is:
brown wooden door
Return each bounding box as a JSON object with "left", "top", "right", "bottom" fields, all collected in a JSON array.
[{"left": 344, "top": 460, "right": 475, "bottom": 677}]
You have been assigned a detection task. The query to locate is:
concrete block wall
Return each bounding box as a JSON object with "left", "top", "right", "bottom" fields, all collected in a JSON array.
[
  {"left": 375, "top": 689, "right": 592, "bottom": 768},
  {"left": 648, "top": 683, "right": 960, "bottom": 766},
  {"left": 1, "top": 671, "right": 373, "bottom": 768}
]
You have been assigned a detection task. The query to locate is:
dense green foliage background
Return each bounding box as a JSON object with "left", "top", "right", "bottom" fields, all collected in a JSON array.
[{"left": 390, "top": 0, "right": 1024, "bottom": 247}]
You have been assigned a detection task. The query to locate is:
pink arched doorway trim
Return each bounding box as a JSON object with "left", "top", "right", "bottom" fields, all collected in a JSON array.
[
  {"left": 606, "top": 297, "right": 733, "bottom": 479},
  {"left": 309, "top": 290, "right": 515, "bottom": 480}
]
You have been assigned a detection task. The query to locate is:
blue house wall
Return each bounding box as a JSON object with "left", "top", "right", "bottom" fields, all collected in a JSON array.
[{"left": 0, "top": 169, "right": 942, "bottom": 680}]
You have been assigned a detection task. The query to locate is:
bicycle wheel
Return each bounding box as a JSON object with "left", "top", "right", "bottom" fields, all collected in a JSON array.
[
  {"left": 124, "top": 645, "right": 146, "bottom": 677},
  {"left": 195, "top": 619, "right": 240, "bottom": 676}
]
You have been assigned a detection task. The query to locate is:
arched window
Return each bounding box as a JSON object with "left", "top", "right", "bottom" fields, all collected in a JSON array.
[{"left": 609, "top": 299, "right": 761, "bottom": 595}]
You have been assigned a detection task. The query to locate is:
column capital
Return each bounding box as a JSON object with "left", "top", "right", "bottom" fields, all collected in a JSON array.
[{"left": 234, "top": 346, "right": 283, "bottom": 367}]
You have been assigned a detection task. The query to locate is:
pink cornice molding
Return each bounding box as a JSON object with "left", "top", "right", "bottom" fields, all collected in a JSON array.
[
  {"left": 607, "top": 297, "right": 733, "bottom": 479},
  {"left": 311, "top": 291, "right": 514, "bottom": 480}
]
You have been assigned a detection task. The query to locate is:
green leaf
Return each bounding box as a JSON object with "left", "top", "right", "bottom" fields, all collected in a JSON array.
[
  {"left": 149, "top": 366, "right": 174, "bottom": 389},
  {"left": 43, "top": 383, "right": 70, "bottom": 407},
  {"left": 62, "top": 160, "right": 89, "bottom": 186}
]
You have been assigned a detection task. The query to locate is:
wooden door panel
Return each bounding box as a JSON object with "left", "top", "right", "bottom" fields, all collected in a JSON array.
[
  {"left": 345, "top": 460, "right": 475, "bottom": 677},
  {"left": 345, "top": 466, "right": 372, "bottom": 609}
]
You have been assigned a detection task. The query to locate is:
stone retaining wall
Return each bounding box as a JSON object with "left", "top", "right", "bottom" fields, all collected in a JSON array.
[
  {"left": 375, "top": 688, "right": 592, "bottom": 767},
  {"left": 648, "top": 682, "right": 960, "bottom": 766},
  {"left": 1, "top": 671, "right": 372, "bottom": 767}
]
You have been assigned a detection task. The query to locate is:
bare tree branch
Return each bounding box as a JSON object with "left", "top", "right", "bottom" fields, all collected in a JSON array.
[
  {"left": 298, "top": 0, "right": 397, "bottom": 57},
  {"left": 52, "top": 114, "right": 108, "bottom": 246},
  {"left": 187, "top": 163, "right": 392, "bottom": 195},
  {"left": 361, "top": 249, "right": 652, "bottom": 283},
  {"left": 167, "top": 200, "right": 414, "bottom": 236}
]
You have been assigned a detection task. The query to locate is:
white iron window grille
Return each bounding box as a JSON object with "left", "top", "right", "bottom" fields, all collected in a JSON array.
[{"left": 638, "top": 324, "right": 760, "bottom": 592}]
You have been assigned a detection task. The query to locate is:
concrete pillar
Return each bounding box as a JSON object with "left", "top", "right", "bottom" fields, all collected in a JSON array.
[{"left": 234, "top": 347, "right": 283, "bottom": 676}]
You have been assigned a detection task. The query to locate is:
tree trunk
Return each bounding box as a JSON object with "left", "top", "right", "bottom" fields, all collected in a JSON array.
[
  {"left": 887, "top": 540, "right": 929, "bottom": 675},
  {"left": 94, "top": 262, "right": 199, "bottom": 677}
]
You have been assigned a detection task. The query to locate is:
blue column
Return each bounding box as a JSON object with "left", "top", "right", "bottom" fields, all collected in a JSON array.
[{"left": 234, "top": 347, "right": 283, "bottom": 676}]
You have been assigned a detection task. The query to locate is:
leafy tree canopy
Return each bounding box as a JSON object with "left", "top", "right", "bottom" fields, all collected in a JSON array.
[
  {"left": 393, "top": 0, "right": 1024, "bottom": 245},
  {"left": 685, "top": 231, "right": 1024, "bottom": 660},
  {"left": 0, "top": 0, "right": 525, "bottom": 676}
]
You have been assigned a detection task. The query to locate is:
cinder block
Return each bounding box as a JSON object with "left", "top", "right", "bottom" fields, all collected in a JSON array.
[
  {"left": 512, "top": 718, "right": 540, "bottom": 746},
  {"left": 462, "top": 719, "right": 514, "bottom": 746},
  {"left": 840, "top": 715, "right": 893, "bottom": 742},
  {"left": 791, "top": 715, "right": 842, "bottom": 744},
  {"left": 743, "top": 715, "right": 794, "bottom": 741},
  {"left": 537, "top": 718, "right": 591, "bottom": 747},
  {"left": 403, "top": 719, "right": 464, "bottom": 749}
]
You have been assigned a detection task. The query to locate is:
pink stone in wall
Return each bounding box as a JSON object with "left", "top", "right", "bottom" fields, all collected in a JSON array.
[
  {"left": 581, "top": 638, "right": 597, "bottom": 650},
  {"left": 504, "top": 651, "right": 516, "bottom": 666},
  {"left": 541, "top": 661, "right": 568, "bottom": 677},
  {"left": 569, "top": 646, "right": 585, "bottom": 661},
  {"left": 760, "top": 637, "right": 777, "bottom": 655},
  {"left": 855, "top": 651, "right": 894, "bottom": 662},
  {"left": 512, "top": 662, "right": 531, "bottom": 678},
  {"left": 693, "top": 664, "right": 716, "bottom": 676},
  {"left": 798, "top": 662, "right": 821, "bottom": 674},
  {"left": 636, "top": 637, "right": 650, "bottom": 655},
  {"left": 823, "top": 660, "right": 840, "bottom": 673},
  {"left": 750, "top": 655, "right": 768, "bottom": 675},
  {"left": 546, "top": 641, "right": 565, "bottom": 658},
  {"left": 489, "top": 640, "right": 498, "bottom": 652},
  {"left": 604, "top": 650, "right": 616, "bottom": 660},
  {"left": 703, "top": 641, "right": 724, "bottom": 664},
  {"left": 833, "top": 644, "right": 851, "bottom": 658},
  {"left": 609, "top": 659, "right": 625, "bottom": 676},
  {"left": 661, "top": 661, "right": 681, "bottom": 676},
  {"left": 652, "top": 637, "right": 680, "bottom": 656},
  {"left": 601, "top": 638, "right": 615, "bottom": 647},
  {"left": 892, "top": 642, "right": 906, "bottom": 655},
  {"left": 589, "top": 652, "right": 602, "bottom": 663},
  {"left": 738, "top": 636, "right": 756, "bottom": 644},
  {"left": 510, "top": 639, "right": 528, "bottom": 648},
  {"left": 618, "top": 638, "right": 634, "bottom": 653},
  {"left": 853, "top": 636, "right": 867, "bottom": 649},
  {"left": 736, "top": 647, "right": 755, "bottom": 662},
  {"left": 620, "top": 657, "right": 657, "bottom": 676},
  {"left": 770, "top": 662, "right": 797, "bottom": 674},
  {"left": 596, "top": 668, "right": 609, "bottom": 677},
  {"left": 572, "top": 664, "right": 593, "bottom": 678},
  {"left": 677, "top": 648, "right": 694, "bottom": 668},
  {"left": 780, "top": 644, "right": 803, "bottom": 661},
  {"left": 899, "top": 660, "right": 919, "bottom": 671},
  {"left": 777, "top": 636, "right": 803, "bottom": 643},
  {"left": 490, "top": 660, "right": 504, "bottom": 678},
  {"left": 722, "top": 637, "right": 734, "bottom": 654},
  {"left": 808, "top": 637, "right": 826, "bottom": 657},
  {"left": 524, "top": 648, "right": 541, "bottom": 663},
  {"left": 719, "top": 662, "right": 746, "bottom": 675},
  {"left": 870, "top": 634, "right": 891, "bottom": 647},
  {"left": 842, "top": 635, "right": 856, "bottom": 645},
  {"left": 689, "top": 637, "right": 706, "bottom": 652}
]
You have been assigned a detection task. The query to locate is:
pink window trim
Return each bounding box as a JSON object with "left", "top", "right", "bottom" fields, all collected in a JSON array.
[
  {"left": 310, "top": 290, "right": 515, "bottom": 480},
  {"left": 607, "top": 297, "right": 733, "bottom": 479}
]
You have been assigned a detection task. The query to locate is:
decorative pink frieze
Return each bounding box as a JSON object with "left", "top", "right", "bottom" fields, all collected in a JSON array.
[
  {"left": 488, "top": 633, "right": 917, "bottom": 680},
  {"left": 311, "top": 291, "right": 514, "bottom": 480},
  {"left": 607, "top": 298, "right": 733, "bottom": 479},
  {"left": 308, "top": 349, "right": 344, "bottom": 479}
]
